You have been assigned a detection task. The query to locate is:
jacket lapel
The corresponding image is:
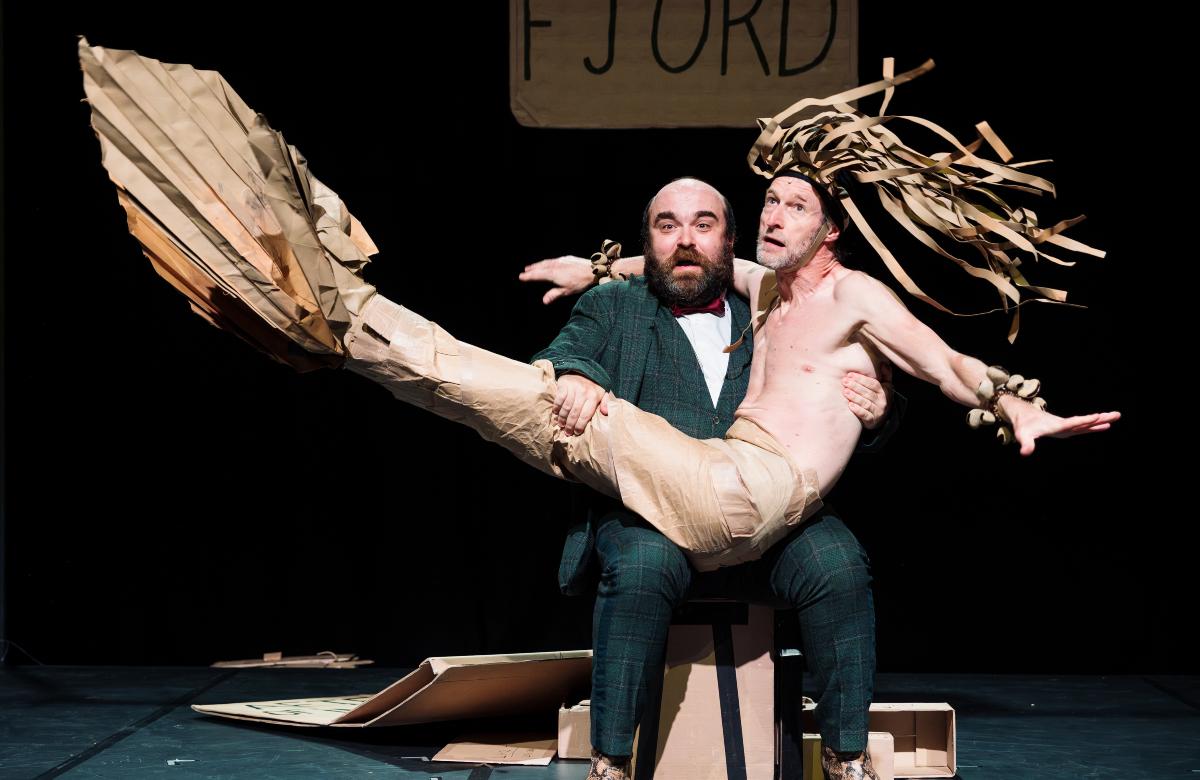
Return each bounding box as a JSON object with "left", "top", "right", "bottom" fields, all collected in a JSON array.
[{"left": 615, "top": 282, "right": 660, "bottom": 402}]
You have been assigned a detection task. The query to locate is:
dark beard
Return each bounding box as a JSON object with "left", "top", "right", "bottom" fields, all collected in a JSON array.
[{"left": 643, "top": 243, "right": 734, "bottom": 309}]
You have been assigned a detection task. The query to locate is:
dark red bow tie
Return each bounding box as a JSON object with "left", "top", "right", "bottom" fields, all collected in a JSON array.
[{"left": 670, "top": 296, "right": 726, "bottom": 318}]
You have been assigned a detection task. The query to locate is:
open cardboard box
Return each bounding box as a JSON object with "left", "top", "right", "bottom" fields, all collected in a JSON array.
[
  {"left": 802, "top": 732, "right": 895, "bottom": 780},
  {"left": 869, "top": 703, "right": 956, "bottom": 778},
  {"left": 804, "top": 701, "right": 956, "bottom": 778},
  {"left": 192, "top": 650, "right": 591, "bottom": 728}
]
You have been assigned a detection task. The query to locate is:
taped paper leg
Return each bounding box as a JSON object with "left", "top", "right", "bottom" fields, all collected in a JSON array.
[{"left": 341, "top": 293, "right": 735, "bottom": 554}]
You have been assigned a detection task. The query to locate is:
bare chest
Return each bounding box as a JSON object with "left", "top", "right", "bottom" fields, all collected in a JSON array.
[{"left": 752, "top": 293, "right": 878, "bottom": 383}]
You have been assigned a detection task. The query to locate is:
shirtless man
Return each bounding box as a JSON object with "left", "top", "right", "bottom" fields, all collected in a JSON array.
[{"left": 742, "top": 174, "right": 1115, "bottom": 466}]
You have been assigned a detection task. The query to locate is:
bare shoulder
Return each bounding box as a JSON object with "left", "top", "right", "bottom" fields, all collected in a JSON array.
[
  {"left": 752, "top": 267, "right": 776, "bottom": 305},
  {"left": 832, "top": 269, "right": 899, "bottom": 308},
  {"left": 734, "top": 258, "right": 771, "bottom": 304}
]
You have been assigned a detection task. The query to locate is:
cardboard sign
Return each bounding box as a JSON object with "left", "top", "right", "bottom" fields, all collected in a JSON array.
[{"left": 510, "top": 0, "right": 859, "bottom": 127}]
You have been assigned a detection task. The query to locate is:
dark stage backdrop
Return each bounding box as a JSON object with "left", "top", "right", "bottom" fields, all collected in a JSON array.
[{"left": 1, "top": 2, "right": 1186, "bottom": 672}]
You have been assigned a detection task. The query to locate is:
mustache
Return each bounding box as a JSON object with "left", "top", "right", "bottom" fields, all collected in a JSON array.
[
  {"left": 643, "top": 241, "right": 734, "bottom": 308},
  {"left": 669, "top": 246, "right": 706, "bottom": 266}
]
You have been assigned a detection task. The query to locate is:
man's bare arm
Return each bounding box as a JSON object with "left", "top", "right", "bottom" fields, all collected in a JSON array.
[
  {"left": 733, "top": 258, "right": 769, "bottom": 302},
  {"left": 843, "top": 272, "right": 1119, "bottom": 454},
  {"left": 843, "top": 273, "right": 982, "bottom": 405},
  {"left": 518, "top": 256, "right": 645, "bottom": 303},
  {"left": 520, "top": 256, "right": 769, "bottom": 304}
]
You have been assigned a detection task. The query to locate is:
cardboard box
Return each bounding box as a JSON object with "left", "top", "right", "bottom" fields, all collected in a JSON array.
[
  {"left": 192, "top": 650, "right": 591, "bottom": 728},
  {"left": 559, "top": 700, "right": 593, "bottom": 760},
  {"left": 631, "top": 602, "right": 777, "bottom": 780},
  {"left": 803, "top": 702, "right": 956, "bottom": 778},
  {"left": 868, "top": 703, "right": 956, "bottom": 778},
  {"left": 802, "top": 732, "right": 896, "bottom": 780}
]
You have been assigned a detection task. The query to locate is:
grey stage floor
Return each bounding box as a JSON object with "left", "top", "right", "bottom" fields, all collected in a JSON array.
[{"left": 1, "top": 666, "right": 1197, "bottom": 779}]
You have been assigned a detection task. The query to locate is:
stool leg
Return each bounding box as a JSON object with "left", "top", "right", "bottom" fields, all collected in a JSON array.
[{"left": 775, "top": 608, "right": 805, "bottom": 780}]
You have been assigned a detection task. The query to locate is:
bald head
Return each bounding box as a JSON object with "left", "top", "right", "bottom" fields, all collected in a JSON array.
[
  {"left": 642, "top": 177, "right": 736, "bottom": 248},
  {"left": 650, "top": 177, "right": 723, "bottom": 213}
]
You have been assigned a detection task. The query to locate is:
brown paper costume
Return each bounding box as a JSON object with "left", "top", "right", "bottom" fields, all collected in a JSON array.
[
  {"left": 746, "top": 58, "right": 1105, "bottom": 341},
  {"left": 343, "top": 295, "right": 822, "bottom": 570},
  {"left": 79, "top": 38, "right": 374, "bottom": 372}
]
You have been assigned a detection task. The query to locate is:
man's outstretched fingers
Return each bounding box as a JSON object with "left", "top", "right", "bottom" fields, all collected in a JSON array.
[
  {"left": 1051, "top": 411, "right": 1121, "bottom": 439},
  {"left": 518, "top": 256, "right": 593, "bottom": 304}
]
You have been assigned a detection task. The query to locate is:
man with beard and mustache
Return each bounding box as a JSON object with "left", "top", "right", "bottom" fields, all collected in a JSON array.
[{"left": 522, "top": 177, "right": 897, "bottom": 780}]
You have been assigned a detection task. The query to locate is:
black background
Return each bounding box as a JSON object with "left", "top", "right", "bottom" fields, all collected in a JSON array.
[{"left": 1, "top": 2, "right": 1187, "bottom": 672}]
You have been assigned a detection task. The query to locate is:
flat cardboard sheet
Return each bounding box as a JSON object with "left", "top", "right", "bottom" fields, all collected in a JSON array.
[
  {"left": 193, "top": 650, "right": 591, "bottom": 728},
  {"left": 433, "top": 734, "right": 558, "bottom": 765},
  {"left": 212, "top": 652, "right": 372, "bottom": 669}
]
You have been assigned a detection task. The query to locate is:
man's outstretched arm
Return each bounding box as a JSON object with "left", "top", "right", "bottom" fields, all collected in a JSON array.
[
  {"left": 519, "top": 255, "right": 767, "bottom": 304},
  {"left": 732, "top": 258, "right": 769, "bottom": 302},
  {"left": 843, "top": 272, "right": 1119, "bottom": 455}
]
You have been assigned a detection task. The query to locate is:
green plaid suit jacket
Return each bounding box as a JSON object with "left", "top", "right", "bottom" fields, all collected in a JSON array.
[{"left": 532, "top": 276, "right": 901, "bottom": 593}]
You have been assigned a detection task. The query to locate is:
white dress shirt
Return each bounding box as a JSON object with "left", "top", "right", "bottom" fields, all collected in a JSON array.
[{"left": 673, "top": 298, "right": 733, "bottom": 407}]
